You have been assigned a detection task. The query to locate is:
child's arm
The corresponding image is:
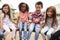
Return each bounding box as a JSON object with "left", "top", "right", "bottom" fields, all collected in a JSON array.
[
  {"left": 16, "top": 13, "right": 22, "bottom": 28},
  {"left": 27, "top": 13, "right": 30, "bottom": 29},
  {"left": 10, "top": 18, "right": 16, "bottom": 24},
  {"left": 29, "top": 13, "right": 33, "bottom": 23},
  {"left": 0, "top": 14, "right": 4, "bottom": 32},
  {"left": 10, "top": 17, "right": 18, "bottom": 30},
  {"left": 55, "top": 24, "right": 60, "bottom": 32},
  {"left": 40, "top": 14, "right": 45, "bottom": 30},
  {"left": 17, "top": 16, "right": 19, "bottom": 24},
  {"left": 27, "top": 12, "right": 32, "bottom": 29},
  {"left": 15, "top": 16, "right": 19, "bottom": 29}
]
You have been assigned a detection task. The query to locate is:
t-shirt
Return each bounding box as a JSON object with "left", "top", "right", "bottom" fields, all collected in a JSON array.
[
  {"left": 46, "top": 18, "right": 58, "bottom": 28},
  {"left": 2, "top": 14, "right": 15, "bottom": 27},
  {"left": 19, "top": 11, "right": 29, "bottom": 23},
  {"left": 46, "top": 18, "right": 53, "bottom": 27}
]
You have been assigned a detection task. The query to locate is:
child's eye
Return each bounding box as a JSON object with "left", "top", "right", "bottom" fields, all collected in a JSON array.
[{"left": 48, "top": 11, "right": 52, "bottom": 12}]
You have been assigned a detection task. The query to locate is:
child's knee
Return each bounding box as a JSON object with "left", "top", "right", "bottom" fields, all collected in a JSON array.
[
  {"left": 36, "top": 30, "right": 40, "bottom": 34},
  {"left": 24, "top": 29, "right": 27, "bottom": 31},
  {"left": 41, "top": 29, "right": 45, "bottom": 34},
  {"left": 35, "top": 29, "right": 40, "bottom": 33},
  {"left": 6, "top": 29, "right": 10, "bottom": 32},
  {"left": 0, "top": 32, "right": 4, "bottom": 38},
  {"left": 0, "top": 34, "right": 4, "bottom": 38},
  {"left": 29, "top": 29, "right": 33, "bottom": 32},
  {"left": 47, "top": 32, "right": 51, "bottom": 38},
  {"left": 11, "top": 26, "right": 16, "bottom": 31},
  {"left": 29, "top": 27, "right": 34, "bottom": 32}
]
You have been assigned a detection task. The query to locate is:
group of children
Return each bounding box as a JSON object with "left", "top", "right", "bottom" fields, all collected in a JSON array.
[{"left": 0, "top": 1, "right": 60, "bottom": 40}]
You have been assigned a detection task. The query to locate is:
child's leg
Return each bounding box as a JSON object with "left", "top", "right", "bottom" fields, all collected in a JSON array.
[
  {"left": 9, "top": 24, "right": 16, "bottom": 40},
  {"left": 35, "top": 24, "right": 40, "bottom": 40},
  {"left": 23, "top": 22, "right": 27, "bottom": 40},
  {"left": 41, "top": 26, "right": 49, "bottom": 40},
  {"left": 3, "top": 24, "right": 10, "bottom": 40},
  {"left": 0, "top": 29, "right": 4, "bottom": 39},
  {"left": 3, "top": 24, "right": 10, "bottom": 36},
  {"left": 27, "top": 23, "right": 35, "bottom": 40},
  {"left": 0, "top": 38, "right": 2, "bottom": 40},
  {"left": 0, "top": 30, "right": 4, "bottom": 40},
  {"left": 47, "top": 28, "right": 55, "bottom": 40},
  {"left": 18, "top": 22, "right": 23, "bottom": 40}
]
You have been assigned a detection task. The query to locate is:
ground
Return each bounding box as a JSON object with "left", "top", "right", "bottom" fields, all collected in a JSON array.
[{"left": 4, "top": 31, "right": 43, "bottom": 40}]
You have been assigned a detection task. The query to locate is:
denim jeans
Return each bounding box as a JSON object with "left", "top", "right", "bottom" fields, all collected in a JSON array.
[
  {"left": 0, "top": 29, "right": 4, "bottom": 40},
  {"left": 27, "top": 23, "right": 40, "bottom": 40},
  {"left": 18, "top": 22, "right": 27, "bottom": 40},
  {"left": 41, "top": 26, "right": 55, "bottom": 40}
]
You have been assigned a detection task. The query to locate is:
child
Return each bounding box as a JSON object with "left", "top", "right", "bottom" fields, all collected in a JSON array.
[
  {"left": 0, "top": 14, "right": 4, "bottom": 40},
  {"left": 41, "top": 6, "right": 58, "bottom": 40},
  {"left": 27, "top": 1, "right": 44, "bottom": 40},
  {"left": 55, "top": 24, "right": 60, "bottom": 31},
  {"left": 50, "top": 30, "right": 60, "bottom": 40},
  {"left": 18, "top": 2, "right": 29, "bottom": 40},
  {"left": 2, "top": 4, "right": 16, "bottom": 40}
]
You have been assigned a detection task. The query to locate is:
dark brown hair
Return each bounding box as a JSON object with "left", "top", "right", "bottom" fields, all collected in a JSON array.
[
  {"left": 35, "top": 1, "right": 43, "bottom": 8},
  {"left": 18, "top": 2, "right": 29, "bottom": 11},
  {"left": 2, "top": 4, "right": 11, "bottom": 18},
  {"left": 45, "top": 6, "right": 58, "bottom": 27}
]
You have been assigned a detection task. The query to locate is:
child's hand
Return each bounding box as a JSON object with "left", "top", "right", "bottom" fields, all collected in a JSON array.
[
  {"left": 27, "top": 26, "right": 29, "bottom": 29},
  {"left": 35, "top": 19, "right": 39, "bottom": 21},
  {"left": 15, "top": 23, "right": 19, "bottom": 31},
  {"left": 53, "top": 27, "right": 57, "bottom": 30},
  {"left": 2, "top": 28, "right": 5, "bottom": 32},
  {"left": 15, "top": 23, "right": 18, "bottom": 28},
  {"left": 27, "top": 21, "right": 31, "bottom": 29}
]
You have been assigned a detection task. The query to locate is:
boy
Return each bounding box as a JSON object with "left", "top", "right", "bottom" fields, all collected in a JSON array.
[{"left": 27, "top": 1, "right": 44, "bottom": 40}]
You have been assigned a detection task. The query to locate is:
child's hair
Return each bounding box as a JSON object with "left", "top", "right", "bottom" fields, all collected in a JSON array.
[
  {"left": 35, "top": 1, "right": 43, "bottom": 8},
  {"left": 50, "top": 30, "right": 60, "bottom": 40},
  {"left": 2, "top": 4, "right": 11, "bottom": 18},
  {"left": 18, "top": 2, "right": 29, "bottom": 11},
  {"left": 45, "top": 6, "right": 58, "bottom": 27}
]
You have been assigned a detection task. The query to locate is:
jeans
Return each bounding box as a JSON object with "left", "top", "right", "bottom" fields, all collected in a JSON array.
[
  {"left": 0, "top": 29, "right": 4, "bottom": 40},
  {"left": 18, "top": 22, "right": 27, "bottom": 40},
  {"left": 27, "top": 23, "right": 40, "bottom": 40},
  {"left": 41, "top": 26, "right": 55, "bottom": 40},
  {"left": 3, "top": 24, "right": 16, "bottom": 39}
]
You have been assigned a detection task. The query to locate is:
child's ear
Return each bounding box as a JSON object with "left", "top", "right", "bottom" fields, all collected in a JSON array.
[{"left": 41, "top": 7, "right": 43, "bottom": 9}]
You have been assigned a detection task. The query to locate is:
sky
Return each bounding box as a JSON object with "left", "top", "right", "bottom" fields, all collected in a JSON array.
[{"left": 0, "top": 0, "right": 60, "bottom": 12}]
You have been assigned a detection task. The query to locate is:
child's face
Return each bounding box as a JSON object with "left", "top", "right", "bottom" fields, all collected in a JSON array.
[
  {"left": 21, "top": 4, "right": 26, "bottom": 12},
  {"left": 3, "top": 6, "right": 9, "bottom": 14},
  {"left": 47, "top": 9, "right": 53, "bottom": 17},
  {"left": 35, "top": 5, "right": 42, "bottom": 13}
]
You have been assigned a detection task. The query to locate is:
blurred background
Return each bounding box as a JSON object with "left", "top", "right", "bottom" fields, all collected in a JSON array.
[
  {"left": 0, "top": 0, "right": 60, "bottom": 40},
  {"left": 0, "top": 0, "right": 60, "bottom": 23}
]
